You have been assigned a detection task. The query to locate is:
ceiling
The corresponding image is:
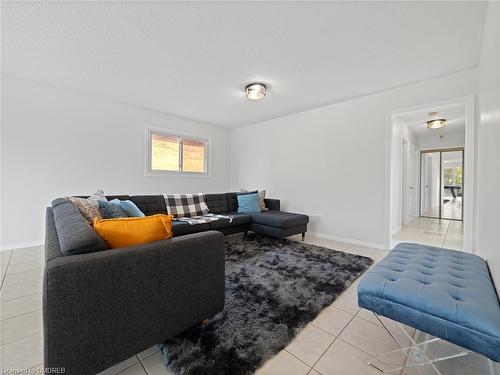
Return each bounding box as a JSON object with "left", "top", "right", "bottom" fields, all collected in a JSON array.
[
  {"left": 399, "top": 103, "right": 466, "bottom": 137},
  {"left": 1, "top": 1, "right": 488, "bottom": 128}
]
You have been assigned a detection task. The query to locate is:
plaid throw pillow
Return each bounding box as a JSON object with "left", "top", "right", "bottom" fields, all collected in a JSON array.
[{"left": 163, "top": 194, "right": 209, "bottom": 218}]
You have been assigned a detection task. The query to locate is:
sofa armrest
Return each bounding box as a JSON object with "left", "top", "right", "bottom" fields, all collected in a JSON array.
[
  {"left": 264, "top": 198, "right": 280, "bottom": 211},
  {"left": 44, "top": 230, "right": 225, "bottom": 374}
]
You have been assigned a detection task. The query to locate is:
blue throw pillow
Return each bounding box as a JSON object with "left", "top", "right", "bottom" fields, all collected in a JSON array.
[
  {"left": 236, "top": 190, "right": 258, "bottom": 196},
  {"left": 120, "top": 200, "right": 145, "bottom": 217},
  {"left": 237, "top": 193, "right": 260, "bottom": 213},
  {"left": 98, "top": 199, "right": 129, "bottom": 219}
]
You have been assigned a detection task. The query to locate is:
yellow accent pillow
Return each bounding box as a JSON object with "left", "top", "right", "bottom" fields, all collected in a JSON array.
[{"left": 93, "top": 214, "right": 173, "bottom": 249}]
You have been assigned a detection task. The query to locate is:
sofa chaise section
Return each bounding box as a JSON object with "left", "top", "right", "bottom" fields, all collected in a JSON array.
[{"left": 250, "top": 211, "right": 309, "bottom": 240}]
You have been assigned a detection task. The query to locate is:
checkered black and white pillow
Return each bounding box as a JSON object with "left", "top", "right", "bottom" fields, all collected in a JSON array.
[{"left": 163, "top": 193, "right": 209, "bottom": 218}]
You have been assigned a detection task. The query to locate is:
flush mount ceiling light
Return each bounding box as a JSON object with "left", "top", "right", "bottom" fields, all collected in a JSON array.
[
  {"left": 245, "top": 83, "right": 266, "bottom": 100},
  {"left": 427, "top": 112, "right": 446, "bottom": 129}
]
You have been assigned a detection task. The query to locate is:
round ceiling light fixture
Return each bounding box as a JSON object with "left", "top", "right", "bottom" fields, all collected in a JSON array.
[
  {"left": 426, "top": 112, "right": 446, "bottom": 129},
  {"left": 245, "top": 82, "right": 267, "bottom": 100}
]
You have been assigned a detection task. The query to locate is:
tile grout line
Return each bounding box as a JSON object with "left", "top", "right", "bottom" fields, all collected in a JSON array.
[
  {"left": 442, "top": 220, "right": 452, "bottom": 247},
  {"left": 313, "top": 311, "right": 413, "bottom": 374},
  {"left": 308, "top": 310, "right": 358, "bottom": 372},
  {"left": 137, "top": 347, "right": 160, "bottom": 362},
  {"left": 138, "top": 361, "right": 149, "bottom": 375},
  {"left": 282, "top": 349, "right": 313, "bottom": 371},
  {"left": 354, "top": 310, "right": 417, "bottom": 339},
  {"left": 1, "top": 330, "right": 43, "bottom": 347},
  {"left": 0, "top": 331, "right": 42, "bottom": 349},
  {"left": 0, "top": 291, "right": 41, "bottom": 303},
  {"left": 309, "top": 322, "right": 341, "bottom": 338},
  {"left": 1, "top": 288, "right": 43, "bottom": 303},
  {"left": 4, "top": 266, "right": 45, "bottom": 277},
  {"left": 0, "top": 250, "right": 14, "bottom": 290},
  {"left": 102, "top": 355, "right": 142, "bottom": 375},
  {"left": 1, "top": 308, "right": 43, "bottom": 322}
]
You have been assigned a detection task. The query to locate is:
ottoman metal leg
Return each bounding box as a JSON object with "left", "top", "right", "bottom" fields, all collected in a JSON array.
[{"left": 301, "top": 232, "right": 305, "bottom": 241}]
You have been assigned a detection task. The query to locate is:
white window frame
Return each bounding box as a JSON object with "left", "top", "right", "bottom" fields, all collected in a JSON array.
[{"left": 146, "top": 127, "right": 210, "bottom": 177}]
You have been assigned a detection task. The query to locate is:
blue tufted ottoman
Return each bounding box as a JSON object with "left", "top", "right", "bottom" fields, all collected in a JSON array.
[{"left": 357, "top": 242, "right": 500, "bottom": 363}]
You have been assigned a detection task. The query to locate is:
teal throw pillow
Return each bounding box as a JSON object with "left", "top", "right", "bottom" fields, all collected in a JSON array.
[{"left": 237, "top": 193, "right": 260, "bottom": 213}]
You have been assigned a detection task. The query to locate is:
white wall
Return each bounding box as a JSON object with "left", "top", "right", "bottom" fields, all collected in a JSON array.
[
  {"left": 230, "top": 69, "right": 477, "bottom": 248},
  {"left": 391, "top": 120, "right": 419, "bottom": 233},
  {"left": 476, "top": 2, "right": 500, "bottom": 288},
  {"left": 1, "top": 76, "right": 230, "bottom": 249},
  {"left": 418, "top": 132, "right": 465, "bottom": 150}
]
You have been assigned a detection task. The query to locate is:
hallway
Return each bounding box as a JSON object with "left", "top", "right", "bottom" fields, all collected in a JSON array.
[{"left": 392, "top": 217, "right": 463, "bottom": 250}]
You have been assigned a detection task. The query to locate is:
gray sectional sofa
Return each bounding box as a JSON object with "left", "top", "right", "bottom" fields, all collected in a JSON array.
[{"left": 44, "top": 192, "right": 308, "bottom": 374}]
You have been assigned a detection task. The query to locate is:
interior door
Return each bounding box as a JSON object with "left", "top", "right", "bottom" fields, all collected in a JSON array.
[
  {"left": 420, "top": 152, "right": 440, "bottom": 218},
  {"left": 402, "top": 140, "right": 414, "bottom": 224},
  {"left": 410, "top": 144, "right": 418, "bottom": 218}
]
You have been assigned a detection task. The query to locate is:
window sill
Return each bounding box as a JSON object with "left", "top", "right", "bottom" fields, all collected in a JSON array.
[{"left": 145, "top": 171, "right": 211, "bottom": 178}]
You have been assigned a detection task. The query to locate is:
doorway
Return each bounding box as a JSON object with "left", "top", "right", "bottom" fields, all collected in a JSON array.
[
  {"left": 420, "top": 148, "right": 464, "bottom": 221},
  {"left": 386, "top": 96, "right": 475, "bottom": 252}
]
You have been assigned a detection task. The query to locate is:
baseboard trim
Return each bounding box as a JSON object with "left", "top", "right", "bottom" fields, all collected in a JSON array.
[
  {"left": 308, "top": 231, "right": 386, "bottom": 250},
  {"left": 1, "top": 241, "right": 44, "bottom": 251}
]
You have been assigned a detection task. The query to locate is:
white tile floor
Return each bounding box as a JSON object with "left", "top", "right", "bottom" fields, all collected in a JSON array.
[
  {"left": 392, "top": 217, "right": 464, "bottom": 250},
  {"left": 1, "top": 231, "right": 498, "bottom": 375},
  {"left": 421, "top": 196, "right": 462, "bottom": 221}
]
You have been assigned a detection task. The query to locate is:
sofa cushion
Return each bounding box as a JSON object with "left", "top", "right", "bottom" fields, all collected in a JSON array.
[
  {"left": 130, "top": 195, "right": 167, "bottom": 216},
  {"left": 209, "top": 213, "right": 252, "bottom": 230},
  {"left": 226, "top": 193, "right": 238, "bottom": 212},
  {"left": 93, "top": 214, "right": 173, "bottom": 249},
  {"left": 172, "top": 221, "right": 211, "bottom": 236},
  {"left": 358, "top": 242, "right": 500, "bottom": 362},
  {"left": 205, "top": 194, "right": 229, "bottom": 214},
  {"left": 51, "top": 198, "right": 107, "bottom": 256},
  {"left": 251, "top": 211, "right": 309, "bottom": 228}
]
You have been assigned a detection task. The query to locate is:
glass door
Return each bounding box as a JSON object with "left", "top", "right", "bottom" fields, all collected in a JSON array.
[
  {"left": 441, "top": 150, "right": 463, "bottom": 220},
  {"left": 420, "top": 148, "right": 464, "bottom": 221}
]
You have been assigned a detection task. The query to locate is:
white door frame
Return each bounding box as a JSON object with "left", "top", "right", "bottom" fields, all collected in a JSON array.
[
  {"left": 402, "top": 139, "right": 409, "bottom": 225},
  {"left": 384, "top": 95, "right": 476, "bottom": 252}
]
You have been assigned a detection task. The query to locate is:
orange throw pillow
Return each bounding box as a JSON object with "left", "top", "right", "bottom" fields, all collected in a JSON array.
[{"left": 93, "top": 214, "right": 173, "bottom": 249}]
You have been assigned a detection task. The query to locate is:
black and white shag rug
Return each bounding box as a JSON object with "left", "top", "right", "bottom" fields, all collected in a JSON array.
[{"left": 161, "top": 234, "right": 373, "bottom": 375}]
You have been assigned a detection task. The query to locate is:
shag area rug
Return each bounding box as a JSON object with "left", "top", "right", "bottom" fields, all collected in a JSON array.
[{"left": 161, "top": 234, "right": 373, "bottom": 374}]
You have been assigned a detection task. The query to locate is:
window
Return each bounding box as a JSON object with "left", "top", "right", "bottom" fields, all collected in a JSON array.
[{"left": 148, "top": 129, "right": 208, "bottom": 175}]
